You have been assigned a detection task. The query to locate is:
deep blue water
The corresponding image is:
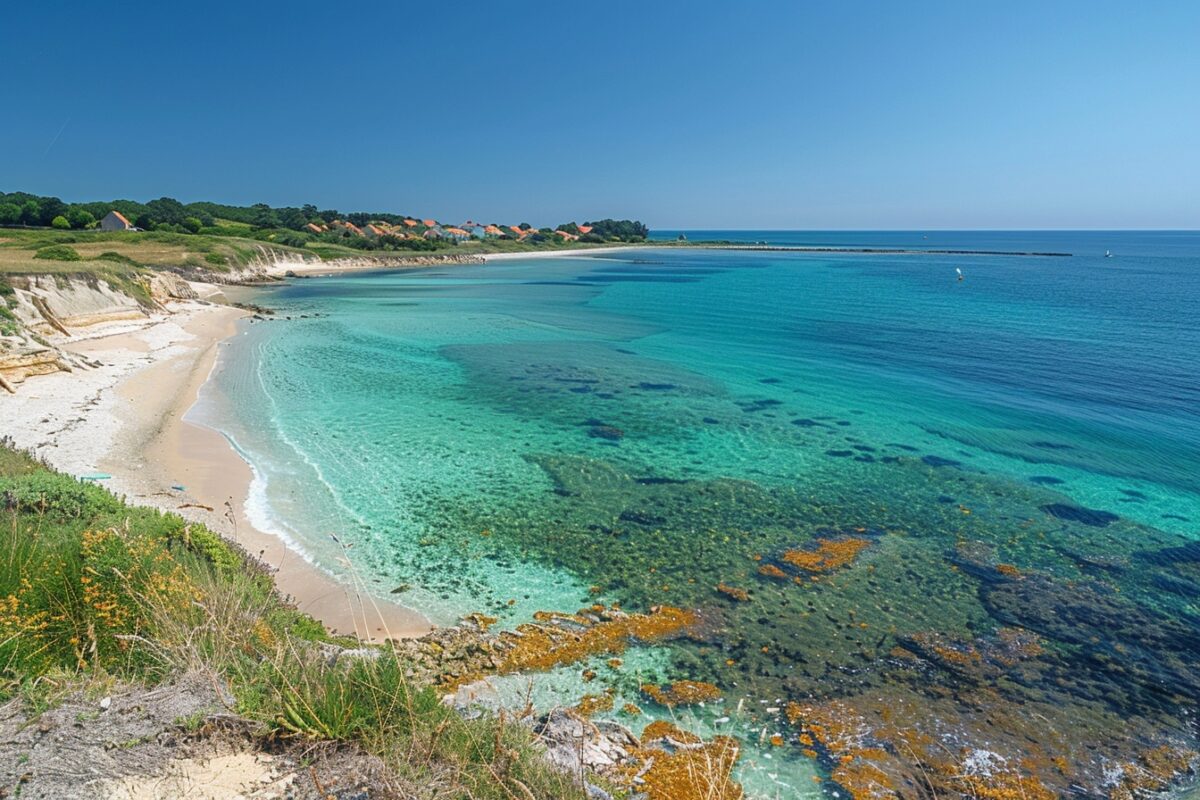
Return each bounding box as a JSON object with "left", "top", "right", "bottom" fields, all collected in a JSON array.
[{"left": 195, "top": 232, "right": 1200, "bottom": 797}]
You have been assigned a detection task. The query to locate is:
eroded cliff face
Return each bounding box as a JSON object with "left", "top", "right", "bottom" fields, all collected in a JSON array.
[
  {"left": 0, "top": 273, "right": 194, "bottom": 393},
  {"left": 7, "top": 274, "right": 149, "bottom": 335}
]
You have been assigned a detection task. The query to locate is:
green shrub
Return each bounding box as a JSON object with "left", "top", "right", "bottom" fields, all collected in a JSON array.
[
  {"left": 51, "top": 215, "right": 71, "bottom": 230},
  {"left": 204, "top": 252, "right": 227, "bottom": 266},
  {"left": 32, "top": 244, "right": 81, "bottom": 262},
  {"left": 90, "top": 251, "right": 139, "bottom": 266}
]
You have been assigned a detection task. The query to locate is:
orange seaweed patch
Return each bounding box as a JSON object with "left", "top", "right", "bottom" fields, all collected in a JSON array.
[
  {"left": 995, "top": 563, "right": 1023, "bottom": 578},
  {"left": 716, "top": 582, "right": 750, "bottom": 601},
  {"left": 642, "top": 680, "right": 723, "bottom": 707},
  {"left": 621, "top": 702, "right": 643, "bottom": 716},
  {"left": 642, "top": 720, "right": 702, "bottom": 745},
  {"left": 617, "top": 736, "right": 743, "bottom": 800},
  {"left": 444, "top": 605, "right": 698, "bottom": 691},
  {"left": 575, "top": 693, "right": 615, "bottom": 717},
  {"left": 780, "top": 537, "right": 870, "bottom": 573},
  {"left": 757, "top": 564, "right": 788, "bottom": 579}
]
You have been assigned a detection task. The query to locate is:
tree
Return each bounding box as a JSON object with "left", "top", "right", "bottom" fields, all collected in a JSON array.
[
  {"left": 147, "top": 197, "right": 187, "bottom": 225},
  {"left": 278, "top": 207, "right": 308, "bottom": 231},
  {"left": 51, "top": 215, "right": 71, "bottom": 229},
  {"left": 181, "top": 217, "right": 202, "bottom": 234},
  {"left": 134, "top": 213, "right": 156, "bottom": 230},
  {"left": 37, "top": 197, "right": 68, "bottom": 227},
  {"left": 0, "top": 203, "right": 20, "bottom": 225},
  {"left": 20, "top": 200, "right": 41, "bottom": 225},
  {"left": 67, "top": 208, "right": 95, "bottom": 229},
  {"left": 249, "top": 203, "right": 279, "bottom": 230}
]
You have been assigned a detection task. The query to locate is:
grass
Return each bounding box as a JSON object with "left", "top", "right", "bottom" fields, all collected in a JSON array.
[{"left": 0, "top": 440, "right": 586, "bottom": 799}]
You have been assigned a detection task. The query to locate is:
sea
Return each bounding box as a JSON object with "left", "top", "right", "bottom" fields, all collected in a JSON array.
[{"left": 192, "top": 231, "right": 1200, "bottom": 797}]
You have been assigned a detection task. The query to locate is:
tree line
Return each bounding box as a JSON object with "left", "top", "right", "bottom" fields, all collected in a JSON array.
[{"left": 0, "top": 191, "right": 649, "bottom": 245}]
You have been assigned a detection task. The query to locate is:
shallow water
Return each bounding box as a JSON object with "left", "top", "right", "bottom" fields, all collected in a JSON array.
[{"left": 195, "top": 233, "right": 1200, "bottom": 797}]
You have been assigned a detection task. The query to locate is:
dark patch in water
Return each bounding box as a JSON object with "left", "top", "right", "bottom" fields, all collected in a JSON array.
[
  {"left": 739, "top": 398, "right": 784, "bottom": 413},
  {"left": 836, "top": 420, "right": 852, "bottom": 427},
  {"left": 1041, "top": 503, "right": 1119, "bottom": 527},
  {"left": 635, "top": 477, "right": 689, "bottom": 486},
  {"left": 881, "top": 456, "right": 900, "bottom": 463},
  {"left": 1031, "top": 440, "right": 1076, "bottom": 451},
  {"left": 852, "top": 445, "right": 877, "bottom": 453},
  {"left": 760, "top": 377, "right": 782, "bottom": 384},
  {"left": 615, "top": 349, "right": 637, "bottom": 355},
  {"left": 581, "top": 274, "right": 699, "bottom": 283},
  {"left": 922, "top": 455, "right": 962, "bottom": 468},
  {"left": 568, "top": 386, "right": 592, "bottom": 394},
  {"left": 702, "top": 417, "right": 720, "bottom": 425},
  {"left": 825, "top": 449, "right": 854, "bottom": 458},
  {"left": 888, "top": 443, "right": 920, "bottom": 452},
  {"left": 1162, "top": 513, "right": 1191, "bottom": 522},
  {"left": 619, "top": 510, "right": 666, "bottom": 526},
  {"left": 792, "top": 418, "right": 822, "bottom": 428},
  {"left": 1120, "top": 489, "right": 1148, "bottom": 500},
  {"left": 937, "top": 495, "right": 956, "bottom": 504},
  {"left": 1030, "top": 475, "right": 1065, "bottom": 486},
  {"left": 635, "top": 382, "right": 677, "bottom": 391},
  {"left": 854, "top": 455, "right": 876, "bottom": 463}
]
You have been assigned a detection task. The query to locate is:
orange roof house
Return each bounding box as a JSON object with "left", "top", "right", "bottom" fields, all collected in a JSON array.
[
  {"left": 577, "top": 224, "right": 593, "bottom": 235},
  {"left": 484, "top": 225, "right": 503, "bottom": 236},
  {"left": 304, "top": 223, "right": 324, "bottom": 234},
  {"left": 422, "top": 219, "right": 437, "bottom": 227},
  {"left": 554, "top": 229, "right": 580, "bottom": 241},
  {"left": 99, "top": 210, "right": 134, "bottom": 231},
  {"left": 403, "top": 218, "right": 419, "bottom": 227},
  {"left": 364, "top": 224, "right": 388, "bottom": 238}
]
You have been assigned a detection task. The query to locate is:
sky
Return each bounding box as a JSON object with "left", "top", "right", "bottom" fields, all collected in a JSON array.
[{"left": 2, "top": 1, "right": 1197, "bottom": 229}]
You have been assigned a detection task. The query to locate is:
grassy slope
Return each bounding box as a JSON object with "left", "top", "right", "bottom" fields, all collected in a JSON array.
[{"left": 0, "top": 442, "right": 584, "bottom": 799}]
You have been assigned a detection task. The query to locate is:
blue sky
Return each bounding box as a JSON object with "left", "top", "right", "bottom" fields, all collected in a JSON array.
[{"left": 2, "top": 1, "right": 1197, "bottom": 228}]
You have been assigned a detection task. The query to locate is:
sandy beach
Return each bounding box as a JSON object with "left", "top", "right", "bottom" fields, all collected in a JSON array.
[{"left": 1, "top": 300, "right": 431, "bottom": 643}]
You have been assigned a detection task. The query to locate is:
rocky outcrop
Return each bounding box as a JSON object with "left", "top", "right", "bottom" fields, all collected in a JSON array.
[
  {"left": 147, "top": 271, "right": 199, "bottom": 302},
  {"left": 7, "top": 274, "right": 148, "bottom": 334},
  {"left": 0, "top": 344, "right": 72, "bottom": 392}
]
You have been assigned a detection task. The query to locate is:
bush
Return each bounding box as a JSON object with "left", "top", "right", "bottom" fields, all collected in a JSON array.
[
  {"left": 181, "top": 217, "right": 202, "bottom": 234},
  {"left": 50, "top": 216, "right": 71, "bottom": 230},
  {"left": 91, "top": 251, "right": 139, "bottom": 266},
  {"left": 32, "top": 244, "right": 82, "bottom": 262},
  {"left": 204, "top": 252, "right": 227, "bottom": 266}
]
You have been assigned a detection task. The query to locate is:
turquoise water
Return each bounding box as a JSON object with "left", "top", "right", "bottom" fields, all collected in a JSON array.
[{"left": 195, "top": 233, "right": 1200, "bottom": 797}]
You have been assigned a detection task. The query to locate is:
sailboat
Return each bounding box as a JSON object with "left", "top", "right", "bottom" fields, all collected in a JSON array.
[
  {"left": 1105, "top": 250, "right": 1113, "bottom": 258},
  {"left": 956, "top": 267, "right": 964, "bottom": 282}
]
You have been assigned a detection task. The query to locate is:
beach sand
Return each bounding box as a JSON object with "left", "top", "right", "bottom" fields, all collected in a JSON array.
[{"left": 2, "top": 301, "right": 431, "bottom": 642}]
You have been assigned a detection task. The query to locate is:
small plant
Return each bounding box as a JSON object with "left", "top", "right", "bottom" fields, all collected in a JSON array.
[{"left": 32, "top": 244, "right": 82, "bottom": 261}]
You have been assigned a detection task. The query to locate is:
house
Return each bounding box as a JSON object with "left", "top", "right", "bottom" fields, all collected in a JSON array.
[
  {"left": 467, "top": 225, "right": 487, "bottom": 239},
  {"left": 364, "top": 224, "right": 388, "bottom": 238},
  {"left": 554, "top": 229, "right": 580, "bottom": 241},
  {"left": 304, "top": 223, "right": 325, "bottom": 234},
  {"left": 422, "top": 219, "right": 437, "bottom": 227},
  {"left": 331, "top": 220, "right": 364, "bottom": 236},
  {"left": 484, "top": 225, "right": 504, "bottom": 237},
  {"left": 577, "top": 224, "right": 593, "bottom": 235},
  {"left": 508, "top": 225, "right": 525, "bottom": 237},
  {"left": 423, "top": 226, "right": 446, "bottom": 239},
  {"left": 443, "top": 227, "right": 471, "bottom": 242},
  {"left": 402, "top": 219, "right": 420, "bottom": 228},
  {"left": 99, "top": 210, "right": 134, "bottom": 231}
]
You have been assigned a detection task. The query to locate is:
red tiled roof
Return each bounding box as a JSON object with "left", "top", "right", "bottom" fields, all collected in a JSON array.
[
  {"left": 403, "top": 219, "right": 419, "bottom": 226},
  {"left": 577, "top": 225, "right": 593, "bottom": 234},
  {"left": 422, "top": 219, "right": 436, "bottom": 227},
  {"left": 110, "top": 210, "right": 131, "bottom": 226}
]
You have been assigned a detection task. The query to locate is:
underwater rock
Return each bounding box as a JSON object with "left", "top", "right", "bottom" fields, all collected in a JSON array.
[
  {"left": 641, "top": 680, "right": 722, "bottom": 707},
  {"left": 1040, "top": 502, "right": 1119, "bottom": 527},
  {"left": 921, "top": 455, "right": 962, "bottom": 468},
  {"left": 1029, "top": 475, "right": 1065, "bottom": 485},
  {"left": 588, "top": 425, "right": 625, "bottom": 441}
]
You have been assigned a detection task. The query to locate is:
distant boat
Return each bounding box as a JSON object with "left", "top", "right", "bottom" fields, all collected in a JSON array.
[
  {"left": 1105, "top": 250, "right": 1113, "bottom": 258},
  {"left": 956, "top": 267, "right": 964, "bottom": 282}
]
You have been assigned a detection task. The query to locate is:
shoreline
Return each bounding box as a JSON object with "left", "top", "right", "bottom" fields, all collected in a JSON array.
[{"left": 1, "top": 302, "right": 432, "bottom": 643}]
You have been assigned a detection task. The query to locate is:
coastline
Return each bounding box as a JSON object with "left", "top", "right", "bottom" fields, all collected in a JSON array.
[{"left": 1, "top": 301, "right": 431, "bottom": 643}]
